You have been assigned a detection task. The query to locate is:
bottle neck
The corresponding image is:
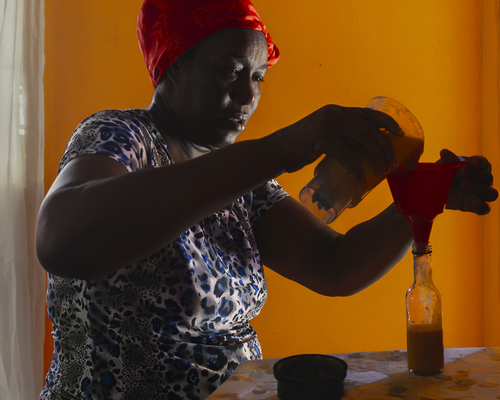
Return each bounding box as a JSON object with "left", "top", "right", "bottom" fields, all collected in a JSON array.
[
  {"left": 412, "top": 242, "right": 432, "bottom": 255},
  {"left": 412, "top": 242, "right": 433, "bottom": 283}
]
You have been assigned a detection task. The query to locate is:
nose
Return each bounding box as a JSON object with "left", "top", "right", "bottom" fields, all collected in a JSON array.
[{"left": 232, "top": 74, "right": 258, "bottom": 106}]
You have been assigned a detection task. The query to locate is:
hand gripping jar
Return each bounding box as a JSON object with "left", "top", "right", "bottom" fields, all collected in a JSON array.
[{"left": 299, "top": 97, "right": 425, "bottom": 223}]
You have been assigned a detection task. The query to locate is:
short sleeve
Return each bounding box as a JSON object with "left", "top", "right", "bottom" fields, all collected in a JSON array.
[
  {"left": 58, "top": 109, "right": 155, "bottom": 173},
  {"left": 244, "top": 179, "right": 289, "bottom": 225}
]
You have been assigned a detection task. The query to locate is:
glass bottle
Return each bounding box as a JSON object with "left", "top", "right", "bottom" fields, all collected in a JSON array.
[{"left": 406, "top": 242, "right": 444, "bottom": 376}]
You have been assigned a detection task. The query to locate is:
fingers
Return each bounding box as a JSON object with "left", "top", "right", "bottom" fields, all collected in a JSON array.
[
  {"left": 438, "top": 148, "right": 460, "bottom": 163},
  {"left": 440, "top": 149, "right": 492, "bottom": 174},
  {"left": 328, "top": 106, "right": 399, "bottom": 176},
  {"left": 446, "top": 185, "right": 494, "bottom": 215},
  {"left": 345, "top": 108, "right": 400, "bottom": 169},
  {"left": 460, "top": 178, "right": 499, "bottom": 202},
  {"left": 472, "top": 200, "right": 492, "bottom": 215},
  {"left": 348, "top": 107, "right": 402, "bottom": 138},
  {"left": 457, "top": 153, "right": 496, "bottom": 198},
  {"left": 444, "top": 150, "right": 498, "bottom": 215},
  {"left": 469, "top": 155, "right": 492, "bottom": 172},
  {"left": 460, "top": 191, "right": 492, "bottom": 215},
  {"left": 277, "top": 104, "right": 404, "bottom": 180},
  {"left": 458, "top": 163, "right": 495, "bottom": 187}
]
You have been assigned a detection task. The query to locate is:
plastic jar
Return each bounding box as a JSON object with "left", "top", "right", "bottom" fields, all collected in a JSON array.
[{"left": 299, "top": 97, "right": 425, "bottom": 223}]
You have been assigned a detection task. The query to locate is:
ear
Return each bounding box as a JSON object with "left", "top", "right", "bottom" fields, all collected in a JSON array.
[{"left": 165, "top": 55, "right": 191, "bottom": 88}]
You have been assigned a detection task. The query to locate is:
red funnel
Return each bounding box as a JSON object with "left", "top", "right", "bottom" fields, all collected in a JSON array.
[{"left": 387, "top": 162, "right": 467, "bottom": 243}]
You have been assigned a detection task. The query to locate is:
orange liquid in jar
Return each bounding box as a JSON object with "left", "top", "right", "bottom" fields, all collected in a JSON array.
[
  {"left": 360, "top": 135, "right": 424, "bottom": 193},
  {"left": 407, "top": 324, "right": 444, "bottom": 376}
]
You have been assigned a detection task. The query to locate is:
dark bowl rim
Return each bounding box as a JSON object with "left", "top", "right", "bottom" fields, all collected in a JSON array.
[{"left": 273, "top": 354, "right": 348, "bottom": 385}]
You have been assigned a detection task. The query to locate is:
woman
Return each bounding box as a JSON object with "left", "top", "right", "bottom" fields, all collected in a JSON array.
[{"left": 36, "top": 1, "right": 497, "bottom": 399}]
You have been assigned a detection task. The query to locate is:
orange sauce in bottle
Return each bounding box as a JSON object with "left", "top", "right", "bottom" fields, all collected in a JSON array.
[{"left": 407, "top": 324, "right": 444, "bottom": 376}]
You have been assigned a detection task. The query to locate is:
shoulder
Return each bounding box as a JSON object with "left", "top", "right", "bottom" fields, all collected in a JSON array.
[
  {"left": 60, "top": 109, "right": 155, "bottom": 173},
  {"left": 75, "top": 109, "right": 153, "bottom": 133}
]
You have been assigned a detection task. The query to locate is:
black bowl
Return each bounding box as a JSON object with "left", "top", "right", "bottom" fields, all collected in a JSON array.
[{"left": 273, "top": 354, "right": 348, "bottom": 400}]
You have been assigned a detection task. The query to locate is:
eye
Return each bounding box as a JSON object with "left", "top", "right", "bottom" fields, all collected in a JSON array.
[
  {"left": 253, "top": 68, "right": 267, "bottom": 83},
  {"left": 219, "top": 65, "right": 241, "bottom": 79}
]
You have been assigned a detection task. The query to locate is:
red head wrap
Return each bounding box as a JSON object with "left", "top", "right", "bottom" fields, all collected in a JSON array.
[{"left": 137, "top": 0, "right": 280, "bottom": 87}]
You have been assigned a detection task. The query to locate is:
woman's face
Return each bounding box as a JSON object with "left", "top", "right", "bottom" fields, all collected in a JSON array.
[{"left": 164, "top": 28, "right": 269, "bottom": 150}]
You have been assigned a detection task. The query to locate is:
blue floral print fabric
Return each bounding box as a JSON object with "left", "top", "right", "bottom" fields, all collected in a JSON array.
[{"left": 39, "top": 109, "right": 288, "bottom": 400}]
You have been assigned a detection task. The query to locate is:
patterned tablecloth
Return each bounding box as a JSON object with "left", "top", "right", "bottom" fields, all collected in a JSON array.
[{"left": 207, "top": 347, "right": 500, "bottom": 399}]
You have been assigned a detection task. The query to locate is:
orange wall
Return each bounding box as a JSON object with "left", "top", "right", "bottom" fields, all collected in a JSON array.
[
  {"left": 482, "top": 0, "right": 500, "bottom": 347},
  {"left": 43, "top": 0, "right": 499, "bottom": 378},
  {"left": 249, "top": 0, "right": 488, "bottom": 358}
]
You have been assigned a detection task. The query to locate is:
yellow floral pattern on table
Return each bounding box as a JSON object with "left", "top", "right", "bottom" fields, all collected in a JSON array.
[{"left": 207, "top": 348, "right": 500, "bottom": 400}]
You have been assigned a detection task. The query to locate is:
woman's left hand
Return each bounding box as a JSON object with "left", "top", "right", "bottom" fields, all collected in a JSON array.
[{"left": 440, "top": 148, "right": 498, "bottom": 215}]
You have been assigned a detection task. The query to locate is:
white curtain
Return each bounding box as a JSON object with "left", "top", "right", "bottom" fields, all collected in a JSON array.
[{"left": 0, "top": 0, "right": 46, "bottom": 399}]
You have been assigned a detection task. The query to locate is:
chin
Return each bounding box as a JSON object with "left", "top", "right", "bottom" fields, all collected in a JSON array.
[{"left": 211, "top": 131, "right": 241, "bottom": 149}]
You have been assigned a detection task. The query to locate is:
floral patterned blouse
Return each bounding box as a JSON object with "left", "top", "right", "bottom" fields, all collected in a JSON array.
[{"left": 39, "top": 109, "right": 288, "bottom": 400}]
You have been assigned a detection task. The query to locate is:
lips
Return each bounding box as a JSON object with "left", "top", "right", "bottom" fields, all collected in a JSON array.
[
  {"left": 220, "top": 112, "right": 249, "bottom": 131},
  {"left": 225, "top": 112, "right": 248, "bottom": 124}
]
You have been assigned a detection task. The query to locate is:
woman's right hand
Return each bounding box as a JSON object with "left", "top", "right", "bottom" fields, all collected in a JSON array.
[{"left": 271, "top": 104, "right": 403, "bottom": 183}]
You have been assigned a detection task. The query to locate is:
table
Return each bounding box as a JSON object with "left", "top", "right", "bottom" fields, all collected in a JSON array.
[{"left": 207, "top": 347, "right": 500, "bottom": 399}]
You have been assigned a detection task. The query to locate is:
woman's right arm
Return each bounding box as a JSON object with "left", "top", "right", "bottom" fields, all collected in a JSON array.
[
  {"left": 37, "top": 105, "right": 401, "bottom": 280},
  {"left": 36, "top": 136, "right": 285, "bottom": 280}
]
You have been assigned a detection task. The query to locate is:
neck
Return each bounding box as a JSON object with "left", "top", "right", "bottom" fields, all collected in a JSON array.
[{"left": 146, "top": 94, "right": 210, "bottom": 162}]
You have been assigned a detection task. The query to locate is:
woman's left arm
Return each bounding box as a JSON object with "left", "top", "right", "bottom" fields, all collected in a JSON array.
[
  {"left": 253, "top": 150, "right": 497, "bottom": 297},
  {"left": 253, "top": 196, "right": 413, "bottom": 297}
]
